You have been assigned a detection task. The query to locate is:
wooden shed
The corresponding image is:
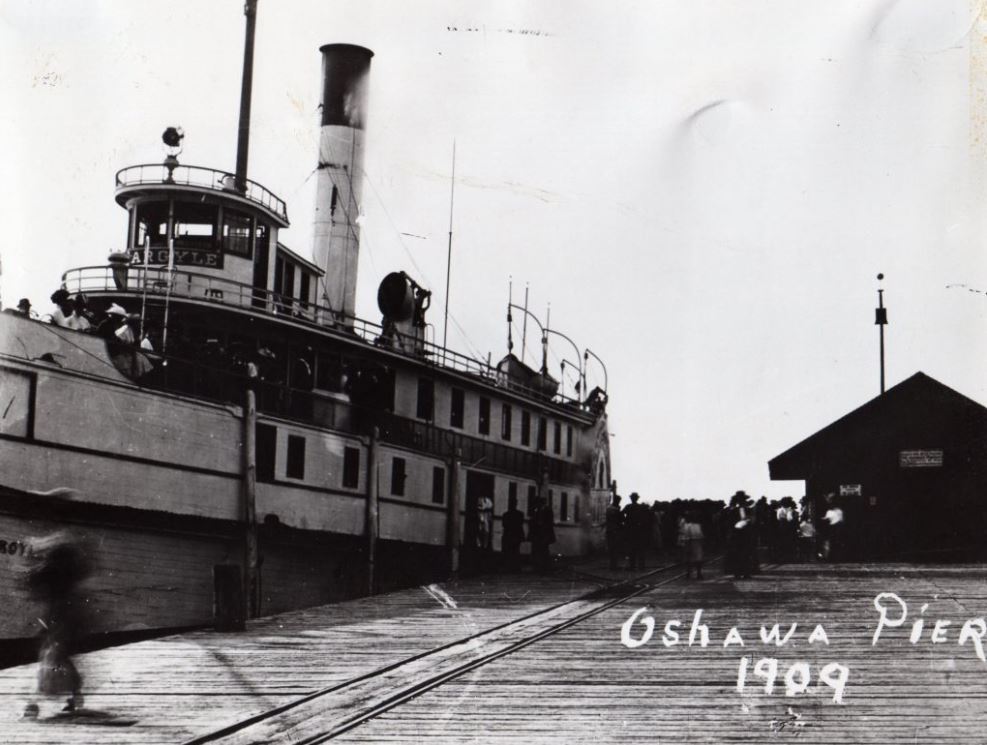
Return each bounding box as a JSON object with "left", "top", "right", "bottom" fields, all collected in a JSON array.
[{"left": 769, "top": 372, "right": 987, "bottom": 560}]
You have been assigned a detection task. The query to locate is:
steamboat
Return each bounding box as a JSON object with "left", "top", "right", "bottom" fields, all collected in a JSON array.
[{"left": 0, "top": 5, "right": 612, "bottom": 646}]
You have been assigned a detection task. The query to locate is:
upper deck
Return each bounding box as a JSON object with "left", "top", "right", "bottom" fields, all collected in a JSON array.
[
  {"left": 61, "top": 264, "right": 599, "bottom": 421},
  {"left": 115, "top": 163, "right": 290, "bottom": 228}
]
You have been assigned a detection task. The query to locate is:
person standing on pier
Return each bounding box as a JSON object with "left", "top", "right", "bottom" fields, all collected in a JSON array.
[
  {"left": 622, "top": 492, "right": 653, "bottom": 570},
  {"left": 500, "top": 495, "right": 526, "bottom": 572},
  {"left": 605, "top": 494, "right": 624, "bottom": 569},
  {"left": 681, "top": 511, "right": 705, "bottom": 579},
  {"left": 529, "top": 497, "right": 556, "bottom": 571}
]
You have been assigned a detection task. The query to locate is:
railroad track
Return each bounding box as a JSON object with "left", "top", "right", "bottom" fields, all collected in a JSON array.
[{"left": 184, "top": 559, "right": 716, "bottom": 745}]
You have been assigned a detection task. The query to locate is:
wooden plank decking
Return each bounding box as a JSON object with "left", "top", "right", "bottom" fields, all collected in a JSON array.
[{"left": 3, "top": 561, "right": 987, "bottom": 743}]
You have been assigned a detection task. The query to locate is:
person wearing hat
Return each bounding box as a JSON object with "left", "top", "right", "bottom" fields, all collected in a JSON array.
[
  {"left": 724, "top": 490, "right": 758, "bottom": 579},
  {"left": 97, "top": 304, "right": 128, "bottom": 342},
  {"left": 3, "top": 298, "right": 34, "bottom": 318},
  {"left": 622, "top": 492, "right": 654, "bottom": 570}
]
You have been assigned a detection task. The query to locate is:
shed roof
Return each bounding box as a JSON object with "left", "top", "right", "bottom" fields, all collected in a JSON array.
[{"left": 769, "top": 372, "right": 987, "bottom": 480}]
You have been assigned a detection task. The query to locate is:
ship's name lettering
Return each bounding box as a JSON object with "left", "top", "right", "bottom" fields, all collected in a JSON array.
[
  {"left": 135, "top": 248, "right": 221, "bottom": 268},
  {"left": 0, "top": 540, "right": 31, "bottom": 557}
]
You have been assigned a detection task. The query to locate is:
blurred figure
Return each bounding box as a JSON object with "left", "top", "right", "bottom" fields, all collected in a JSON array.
[
  {"left": 681, "top": 511, "right": 705, "bottom": 579},
  {"left": 798, "top": 514, "right": 817, "bottom": 561},
  {"left": 22, "top": 531, "right": 91, "bottom": 718},
  {"left": 605, "top": 494, "right": 624, "bottom": 569},
  {"left": 821, "top": 494, "right": 845, "bottom": 561},
  {"left": 500, "top": 494, "right": 526, "bottom": 572}
]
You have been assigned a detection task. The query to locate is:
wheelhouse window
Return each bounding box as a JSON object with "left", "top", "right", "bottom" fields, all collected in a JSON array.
[
  {"left": 417, "top": 378, "right": 435, "bottom": 421},
  {"left": 173, "top": 203, "right": 218, "bottom": 250},
  {"left": 450, "top": 388, "right": 465, "bottom": 429},
  {"left": 501, "top": 404, "right": 512, "bottom": 441},
  {"left": 561, "top": 492, "right": 569, "bottom": 522},
  {"left": 134, "top": 202, "right": 169, "bottom": 249},
  {"left": 553, "top": 421, "right": 561, "bottom": 454},
  {"left": 391, "top": 457, "right": 407, "bottom": 496},
  {"left": 478, "top": 397, "right": 490, "bottom": 435},
  {"left": 566, "top": 425, "right": 573, "bottom": 457},
  {"left": 521, "top": 411, "right": 531, "bottom": 447},
  {"left": 537, "top": 417, "right": 547, "bottom": 451},
  {"left": 222, "top": 208, "right": 253, "bottom": 258}
]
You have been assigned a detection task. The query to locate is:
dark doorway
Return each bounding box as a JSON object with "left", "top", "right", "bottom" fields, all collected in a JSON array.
[{"left": 252, "top": 236, "right": 269, "bottom": 309}]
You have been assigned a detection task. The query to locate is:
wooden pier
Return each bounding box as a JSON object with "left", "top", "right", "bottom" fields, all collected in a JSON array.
[{"left": 3, "top": 560, "right": 987, "bottom": 743}]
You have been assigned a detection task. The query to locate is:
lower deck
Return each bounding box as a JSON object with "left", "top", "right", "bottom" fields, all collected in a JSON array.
[{"left": 3, "top": 559, "right": 986, "bottom": 743}]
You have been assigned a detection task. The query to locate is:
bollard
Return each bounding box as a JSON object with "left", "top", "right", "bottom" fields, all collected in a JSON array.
[{"left": 214, "top": 564, "right": 245, "bottom": 631}]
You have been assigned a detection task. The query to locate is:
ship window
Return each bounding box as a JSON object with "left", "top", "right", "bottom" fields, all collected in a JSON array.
[
  {"left": 537, "top": 417, "right": 547, "bottom": 451},
  {"left": 450, "top": 388, "right": 464, "bottom": 429},
  {"left": 286, "top": 434, "right": 305, "bottom": 479},
  {"left": 342, "top": 446, "right": 360, "bottom": 489},
  {"left": 299, "top": 272, "right": 311, "bottom": 309},
  {"left": 134, "top": 202, "right": 169, "bottom": 248},
  {"left": 574, "top": 496, "right": 580, "bottom": 523},
  {"left": 561, "top": 492, "right": 569, "bottom": 522},
  {"left": 508, "top": 481, "right": 518, "bottom": 507},
  {"left": 173, "top": 203, "right": 218, "bottom": 247},
  {"left": 501, "top": 404, "right": 512, "bottom": 441},
  {"left": 553, "top": 422, "right": 561, "bottom": 454},
  {"left": 521, "top": 411, "right": 531, "bottom": 446},
  {"left": 391, "top": 457, "right": 407, "bottom": 496},
  {"left": 526, "top": 485, "right": 537, "bottom": 515},
  {"left": 432, "top": 466, "right": 445, "bottom": 504},
  {"left": 222, "top": 209, "right": 253, "bottom": 258},
  {"left": 256, "top": 423, "right": 276, "bottom": 483},
  {"left": 417, "top": 378, "right": 434, "bottom": 421},
  {"left": 566, "top": 425, "right": 573, "bottom": 457},
  {"left": 0, "top": 368, "right": 34, "bottom": 438},
  {"left": 478, "top": 397, "right": 490, "bottom": 435}
]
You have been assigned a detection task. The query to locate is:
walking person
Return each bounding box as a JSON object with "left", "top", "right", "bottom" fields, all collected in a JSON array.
[
  {"left": 605, "top": 494, "right": 624, "bottom": 570},
  {"left": 500, "top": 495, "right": 526, "bottom": 572},
  {"left": 22, "top": 531, "right": 91, "bottom": 718},
  {"left": 681, "top": 511, "right": 705, "bottom": 579}
]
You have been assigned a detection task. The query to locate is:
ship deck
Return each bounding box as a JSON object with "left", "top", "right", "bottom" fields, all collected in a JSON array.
[{"left": 3, "top": 558, "right": 987, "bottom": 743}]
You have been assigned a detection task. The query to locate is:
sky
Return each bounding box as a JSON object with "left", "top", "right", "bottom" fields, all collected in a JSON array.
[{"left": 2, "top": 0, "right": 986, "bottom": 503}]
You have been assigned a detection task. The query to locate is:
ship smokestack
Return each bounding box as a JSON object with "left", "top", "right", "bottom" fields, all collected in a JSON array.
[{"left": 313, "top": 44, "right": 373, "bottom": 322}]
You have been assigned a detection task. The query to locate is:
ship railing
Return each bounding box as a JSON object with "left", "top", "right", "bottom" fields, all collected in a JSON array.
[
  {"left": 115, "top": 164, "right": 289, "bottom": 223},
  {"left": 61, "top": 264, "right": 590, "bottom": 412}
]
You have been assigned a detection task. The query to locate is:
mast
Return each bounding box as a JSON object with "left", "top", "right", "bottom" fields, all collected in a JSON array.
[
  {"left": 234, "top": 0, "right": 258, "bottom": 192},
  {"left": 443, "top": 140, "right": 456, "bottom": 354}
]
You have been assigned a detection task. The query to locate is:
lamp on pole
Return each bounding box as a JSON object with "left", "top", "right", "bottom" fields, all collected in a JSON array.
[{"left": 584, "top": 347, "right": 608, "bottom": 394}]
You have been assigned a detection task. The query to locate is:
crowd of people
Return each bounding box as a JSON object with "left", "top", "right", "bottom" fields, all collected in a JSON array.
[{"left": 600, "top": 489, "right": 848, "bottom": 579}]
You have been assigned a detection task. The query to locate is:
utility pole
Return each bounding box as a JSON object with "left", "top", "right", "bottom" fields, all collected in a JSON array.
[{"left": 875, "top": 273, "right": 888, "bottom": 395}]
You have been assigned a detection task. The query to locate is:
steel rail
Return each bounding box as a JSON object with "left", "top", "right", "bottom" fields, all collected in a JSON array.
[{"left": 184, "top": 558, "right": 719, "bottom": 745}]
